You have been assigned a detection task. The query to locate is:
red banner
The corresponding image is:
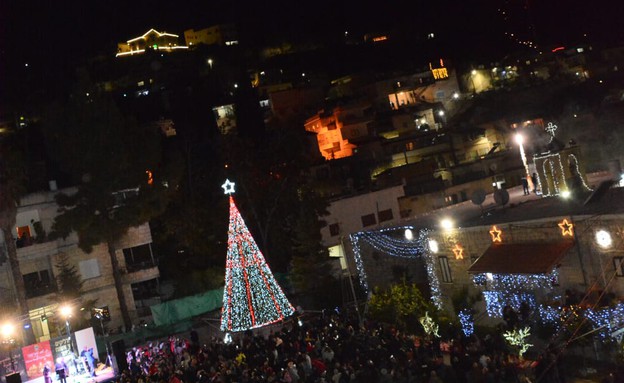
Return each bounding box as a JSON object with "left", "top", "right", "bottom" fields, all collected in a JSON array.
[{"left": 22, "top": 341, "right": 54, "bottom": 379}]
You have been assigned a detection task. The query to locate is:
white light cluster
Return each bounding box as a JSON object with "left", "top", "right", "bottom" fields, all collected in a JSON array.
[
  {"left": 595, "top": 229, "right": 612, "bottom": 248},
  {"left": 458, "top": 309, "right": 474, "bottom": 337},
  {"left": 477, "top": 271, "right": 557, "bottom": 317},
  {"left": 349, "top": 227, "right": 443, "bottom": 309},
  {"left": 533, "top": 152, "right": 592, "bottom": 196},
  {"left": 538, "top": 305, "right": 561, "bottom": 324},
  {"left": 584, "top": 304, "right": 624, "bottom": 339}
]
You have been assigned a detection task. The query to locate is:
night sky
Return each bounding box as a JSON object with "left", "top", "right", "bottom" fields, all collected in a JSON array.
[{"left": 1, "top": 0, "right": 622, "bottom": 99}]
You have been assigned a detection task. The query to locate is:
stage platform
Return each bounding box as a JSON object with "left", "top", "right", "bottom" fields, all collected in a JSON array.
[{"left": 24, "top": 365, "right": 115, "bottom": 383}]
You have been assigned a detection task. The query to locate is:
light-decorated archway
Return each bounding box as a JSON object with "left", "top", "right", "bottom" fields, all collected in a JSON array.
[{"left": 349, "top": 227, "right": 443, "bottom": 308}]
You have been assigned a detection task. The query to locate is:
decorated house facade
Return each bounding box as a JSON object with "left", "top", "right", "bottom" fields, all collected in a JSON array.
[
  {"left": 426, "top": 185, "right": 624, "bottom": 335},
  {"left": 342, "top": 181, "right": 624, "bottom": 344}
]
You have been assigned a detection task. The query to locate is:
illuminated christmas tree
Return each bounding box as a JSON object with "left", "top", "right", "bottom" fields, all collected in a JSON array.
[{"left": 220, "top": 179, "right": 295, "bottom": 332}]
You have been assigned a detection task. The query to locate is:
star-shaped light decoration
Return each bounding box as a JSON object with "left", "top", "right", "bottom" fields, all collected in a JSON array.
[
  {"left": 490, "top": 225, "right": 502, "bottom": 243},
  {"left": 558, "top": 219, "right": 574, "bottom": 237},
  {"left": 452, "top": 244, "right": 464, "bottom": 260},
  {"left": 222, "top": 179, "right": 235, "bottom": 195}
]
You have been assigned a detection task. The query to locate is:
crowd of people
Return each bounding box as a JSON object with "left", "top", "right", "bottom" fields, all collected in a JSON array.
[{"left": 115, "top": 311, "right": 622, "bottom": 383}]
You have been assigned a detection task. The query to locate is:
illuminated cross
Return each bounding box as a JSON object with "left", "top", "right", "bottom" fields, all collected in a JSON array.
[
  {"left": 221, "top": 179, "right": 235, "bottom": 195},
  {"left": 558, "top": 219, "right": 574, "bottom": 237},
  {"left": 490, "top": 226, "right": 503, "bottom": 242},
  {"left": 545, "top": 122, "right": 558, "bottom": 137},
  {"left": 452, "top": 244, "right": 464, "bottom": 260}
]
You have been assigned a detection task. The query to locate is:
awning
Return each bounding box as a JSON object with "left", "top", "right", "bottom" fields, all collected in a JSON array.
[{"left": 468, "top": 241, "right": 575, "bottom": 274}]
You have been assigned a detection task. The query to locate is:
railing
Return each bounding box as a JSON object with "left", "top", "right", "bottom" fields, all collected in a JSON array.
[
  {"left": 25, "top": 284, "right": 57, "bottom": 299},
  {"left": 125, "top": 260, "right": 158, "bottom": 273}
]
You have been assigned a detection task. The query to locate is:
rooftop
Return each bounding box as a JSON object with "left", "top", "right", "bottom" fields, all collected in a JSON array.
[{"left": 407, "top": 172, "right": 619, "bottom": 230}]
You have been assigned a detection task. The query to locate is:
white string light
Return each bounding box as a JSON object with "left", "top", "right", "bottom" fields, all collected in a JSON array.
[
  {"left": 349, "top": 227, "right": 443, "bottom": 309},
  {"left": 458, "top": 309, "right": 474, "bottom": 337},
  {"left": 476, "top": 271, "right": 558, "bottom": 317}
]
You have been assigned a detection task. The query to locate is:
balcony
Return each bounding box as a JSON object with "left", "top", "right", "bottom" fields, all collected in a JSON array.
[
  {"left": 121, "top": 261, "right": 159, "bottom": 284},
  {"left": 17, "top": 240, "right": 58, "bottom": 260}
]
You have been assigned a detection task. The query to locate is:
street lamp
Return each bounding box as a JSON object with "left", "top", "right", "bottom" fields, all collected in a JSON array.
[
  {"left": 1, "top": 322, "right": 16, "bottom": 371},
  {"left": 596, "top": 230, "right": 612, "bottom": 249},
  {"left": 207, "top": 58, "right": 213, "bottom": 69},
  {"left": 470, "top": 70, "right": 477, "bottom": 94},
  {"left": 514, "top": 133, "right": 535, "bottom": 192},
  {"left": 59, "top": 305, "right": 74, "bottom": 355},
  {"left": 93, "top": 309, "right": 113, "bottom": 366},
  {"left": 440, "top": 218, "right": 454, "bottom": 231}
]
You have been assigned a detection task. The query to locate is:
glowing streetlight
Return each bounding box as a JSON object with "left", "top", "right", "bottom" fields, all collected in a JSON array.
[
  {"left": 452, "top": 92, "right": 459, "bottom": 100},
  {"left": 404, "top": 229, "right": 414, "bottom": 240},
  {"left": 1, "top": 322, "right": 16, "bottom": 371},
  {"left": 560, "top": 190, "right": 571, "bottom": 199},
  {"left": 59, "top": 304, "right": 75, "bottom": 356},
  {"left": 207, "top": 58, "right": 213, "bottom": 69},
  {"left": 470, "top": 70, "right": 478, "bottom": 93},
  {"left": 428, "top": 239, "right": 439, "bottom": 253},
  {"left": 596, "top": 230, "right": 612, "bottom": 249},
  {"left": 440, "top": 218, "right": 454, "bottom": 230},
  {"left": 0, "top": 323, "right": 14, "bottom": 340},
  {"left": 514, "top": 132, "right": 534, "bottom": 192}
]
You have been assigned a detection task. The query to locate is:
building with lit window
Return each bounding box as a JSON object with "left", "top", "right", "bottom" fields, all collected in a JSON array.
[
  {"left": 0, "top": 188, "right": 160, "bottom": 341},
  {"left": 304, "top": 106, "right": 364, "bottom": 160},
  {"left": 116, "top": 29, "right": 188, "bottom": 57}
]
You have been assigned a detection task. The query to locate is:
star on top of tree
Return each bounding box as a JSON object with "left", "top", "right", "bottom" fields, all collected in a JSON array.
[{"left": 222, "top": 179, "right": 236, "bottom": 195}]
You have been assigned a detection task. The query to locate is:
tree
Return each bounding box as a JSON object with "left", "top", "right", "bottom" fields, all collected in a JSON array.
[
  {"left": 54, "top": 253, "right": 96, "bottom": 332},
  {"left": 289, "top": 185, "right": 340, "bottom": 309},
  {"left": 0, "top": 133, "right": 29, "bottom": 324},
  {"left": 43, "top": 71, "right": 175, "bottom": 330},
  {"left": 368, "top": 281, "right": 437, "bottom": 333},
  {"left": 55, "top": 253, "right": 83, "bottom": 302},
  {"left": 221, "top": 128, "right": 320, "bottom": 272},
  {"left": 221, "top": 192, "right": 294, "bottom": 332}
]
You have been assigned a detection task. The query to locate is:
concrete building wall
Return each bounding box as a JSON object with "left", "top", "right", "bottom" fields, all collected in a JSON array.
[
  {"left": 321, "top": 185, "right": 405, "bottom": 247},
  {"left": 426, "top": 214, "right": 624, "bottom": 318},
  {"left": 2, "top": 189, "right": 159, "bottom": 339}
]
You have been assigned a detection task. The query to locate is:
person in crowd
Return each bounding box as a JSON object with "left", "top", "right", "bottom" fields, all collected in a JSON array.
[
  {"left": 109, "top": 310, "right": 573, "bottom": 383},
  {"left": 55, "top": 357, "right": 69, "bottom": 383}
]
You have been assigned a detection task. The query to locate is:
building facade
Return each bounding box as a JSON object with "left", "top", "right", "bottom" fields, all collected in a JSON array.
[
  {"left": 2, "top": 188, "right": 160, "bottom": 341},
  {"left": 117, "top": 29, "right": 188, "bottom": 57}
]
